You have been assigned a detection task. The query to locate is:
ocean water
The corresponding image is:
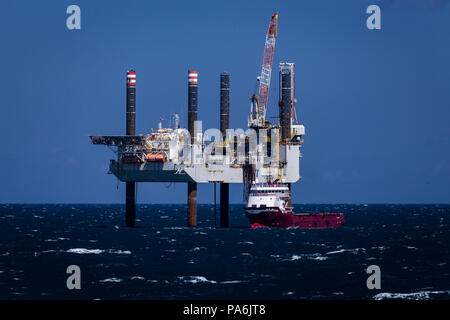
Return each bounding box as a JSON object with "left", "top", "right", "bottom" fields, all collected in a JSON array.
[{"left": 0, "top": 204, "right": 449, "bottom": 300}]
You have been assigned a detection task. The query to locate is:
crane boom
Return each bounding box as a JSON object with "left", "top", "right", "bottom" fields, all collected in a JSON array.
[{"left": 249, "top": 13, "right": 278, "bottom": 128}]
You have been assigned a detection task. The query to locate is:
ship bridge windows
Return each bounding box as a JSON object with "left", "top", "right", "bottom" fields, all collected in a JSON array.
[{"left": 250, "top": 188, "right": 289, "bottom": 194}]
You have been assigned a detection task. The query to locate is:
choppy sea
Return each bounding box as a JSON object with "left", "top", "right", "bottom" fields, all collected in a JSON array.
[{"left": 0, "top": 204, "right": 448, "bottom": 300}]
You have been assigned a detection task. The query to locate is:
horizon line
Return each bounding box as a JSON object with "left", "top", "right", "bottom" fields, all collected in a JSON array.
[{"left": 1, "top": 202, "right": 449, "bottom": 205}]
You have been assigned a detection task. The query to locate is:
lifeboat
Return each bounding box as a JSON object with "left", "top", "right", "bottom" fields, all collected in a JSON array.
[{"left": 145, "top": 153, "right": 166, "bottom": 162}]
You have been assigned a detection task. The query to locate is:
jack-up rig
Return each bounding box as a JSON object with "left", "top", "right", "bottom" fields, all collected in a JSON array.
[{"left": 90, "top": 13, "right": 344, "bottom": 228}]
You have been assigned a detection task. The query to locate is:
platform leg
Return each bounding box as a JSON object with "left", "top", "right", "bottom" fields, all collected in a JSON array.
[
  {"left": 188, "top": 182, "right": 197, "bottom": 227},
  {"left": 125, "top": 181, "right": 136, "bottom": 227},
  {"left": 220, "top": 183, "right": 229, "bottom": 228}
]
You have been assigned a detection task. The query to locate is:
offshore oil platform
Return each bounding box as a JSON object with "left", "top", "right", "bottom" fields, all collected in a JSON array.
[{"left": 90, "top": 13, "right": 344, "bottom": 229}]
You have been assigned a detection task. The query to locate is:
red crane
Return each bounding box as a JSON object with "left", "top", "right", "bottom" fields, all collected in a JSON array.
[{"left": 249, "top": 12, "right": 278, "bottom": 128}]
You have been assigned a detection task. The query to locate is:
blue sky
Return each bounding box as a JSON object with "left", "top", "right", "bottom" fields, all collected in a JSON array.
[{"left": 0, "top": 0, "right": 449, "bottom": 204}]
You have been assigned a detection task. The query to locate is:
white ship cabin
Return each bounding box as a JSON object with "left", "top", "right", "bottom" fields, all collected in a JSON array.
[{"left": 247, "top": 183, "right": 291, "bottom": 212}]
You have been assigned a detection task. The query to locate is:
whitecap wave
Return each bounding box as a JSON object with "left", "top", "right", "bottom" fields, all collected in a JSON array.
[
  {"left": 67, "top": 248, "right": 104, "bottom": 254},
  {"left": 373, "top": 290, "right": 450, "bottom": 300},
  {"left": 65, "top": 248, "right": 131, "bottom": 255},
  {"left": 178, "top": 276, "right": 217, "bottom": 284},
  {"left": 219, "top": 280, "right": 246, "bottom": 284},
  {"left": 326, "top": 248, "right": 366, "bottom": 255},
  {"left": 99, "top": 277, "right": 123, "bottom": 283},
  {"left": 288, "top": 253, "right": 328, "bottom": 261},
  {"left": 309, "top": 255, "right": 328, "bottom": 261},
  {"left": 39, "top": 250, "right": 60, "bottom": 254},
  {"left": 107, "top": 249, "right": 132, "bottom": 255},
  {"left": 45, "top": 237, "right": 69, "bottom": 242}
]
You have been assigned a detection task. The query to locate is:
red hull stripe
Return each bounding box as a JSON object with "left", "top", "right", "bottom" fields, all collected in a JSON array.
[{"left": 246, "top": 211, "right": 345, "bottom": 229}]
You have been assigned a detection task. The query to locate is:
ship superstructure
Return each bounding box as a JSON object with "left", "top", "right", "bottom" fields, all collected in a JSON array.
[{"left": 245, "top": 183, "right": 292, "bottom": 214}]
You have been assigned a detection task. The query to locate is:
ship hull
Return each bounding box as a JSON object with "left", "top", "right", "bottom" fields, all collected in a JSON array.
[{"left": 245, "top": 209, "right": 345, "bottom": 229}]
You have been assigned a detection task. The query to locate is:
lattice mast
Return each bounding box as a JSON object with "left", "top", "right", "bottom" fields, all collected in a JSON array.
[{"left": 249, "top": 12, "right": 278, "bottom": 128}]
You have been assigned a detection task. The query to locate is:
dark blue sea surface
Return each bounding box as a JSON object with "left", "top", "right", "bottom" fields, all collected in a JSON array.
[{"left": 0, "top": 204, "right": 449, "bottom": 300}]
